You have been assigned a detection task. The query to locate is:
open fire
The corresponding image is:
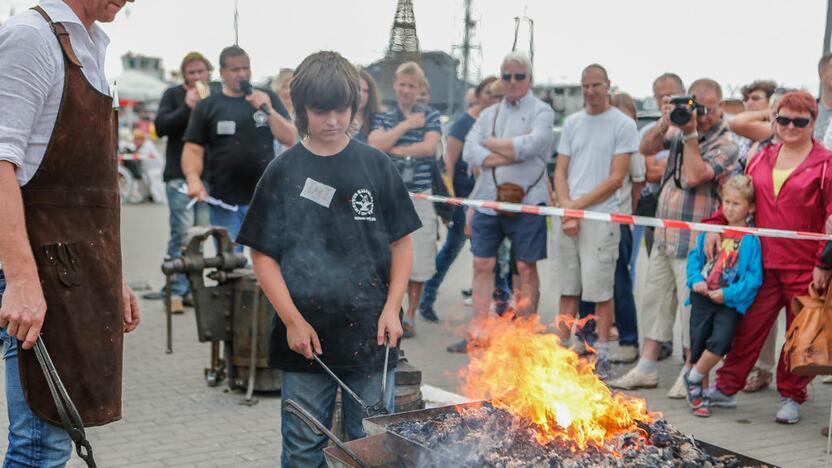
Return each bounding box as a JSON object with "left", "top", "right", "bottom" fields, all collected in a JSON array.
[{"left": 458, "top": 314, "right": 654, "bottom": 452}]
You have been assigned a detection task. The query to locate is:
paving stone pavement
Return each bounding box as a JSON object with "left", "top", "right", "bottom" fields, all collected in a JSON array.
[{"left": 0, "top": 202, "right": 829, "bottom": 467}]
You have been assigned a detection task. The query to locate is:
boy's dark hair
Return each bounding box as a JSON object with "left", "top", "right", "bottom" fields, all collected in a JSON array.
[
  {"left": 741, "top": 80, "right": 777, "bottom": 100},
  {"left": 219, "top": 45, "right": 248, "bottom": 69},
  {"left": 291, "top": 51, "right": 360, "bottom": 138}
]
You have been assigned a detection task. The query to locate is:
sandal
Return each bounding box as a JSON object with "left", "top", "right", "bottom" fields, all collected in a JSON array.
[{"left": 743, "top": 367, "right": 772, "bottom": 393}]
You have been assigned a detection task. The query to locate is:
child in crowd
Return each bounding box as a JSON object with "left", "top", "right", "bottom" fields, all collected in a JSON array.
[
  {"left": 684, "top": 175, "right": 763, "bottom": 417},
  {"left": 236, "top": 51, "right": 421, "bottom": 467}
]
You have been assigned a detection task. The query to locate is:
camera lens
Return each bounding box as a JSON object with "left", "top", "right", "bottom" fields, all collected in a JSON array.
[{"left": 670, "top": 107, "right": 691, "bottom": 125}]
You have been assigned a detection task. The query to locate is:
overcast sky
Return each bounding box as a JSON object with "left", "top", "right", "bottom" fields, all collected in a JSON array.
[{"left": 1, "top": 0, "right": 829, "bottom": 98}]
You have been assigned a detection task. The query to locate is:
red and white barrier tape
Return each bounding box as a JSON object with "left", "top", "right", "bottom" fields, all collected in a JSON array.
[
  {"left": 118, "top": 153, "right": 159, "bottom": 161},
  {"left": 411, "top": 192, "right": 832, "bottom": 242}
]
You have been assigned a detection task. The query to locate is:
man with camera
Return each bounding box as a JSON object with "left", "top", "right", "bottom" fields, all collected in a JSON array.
[
  {"left": 461, "top": 52, "right": 554, "bottom": 346},
  {"left": 553, "top": 64, "right": 639, "bottom": 378},
  {"left": 609, "top": 78, "right": 739, "bottom": 396}
]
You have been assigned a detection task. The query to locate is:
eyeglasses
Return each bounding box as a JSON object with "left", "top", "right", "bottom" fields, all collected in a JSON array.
[
  {"left": 775, "top": 115, "right": 811, "bottom": 128},
  {"left": 501, "top": 73, "right": 527, "bottom": 82}
]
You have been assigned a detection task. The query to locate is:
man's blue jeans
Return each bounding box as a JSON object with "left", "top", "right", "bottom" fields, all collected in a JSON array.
[
  {"left": 0, "top": 271, "right": 72, "bottom": 467},
  {"left": 209, "top": 204, "right": 250, "bottom": 253},
  {"left": 280, "top": 368, "right": 395, "bottom": 468},
  {"left": 578, "top": 225, "right": 638, "bottom": 347},
  {"left": 419, "top": 206, "right": 467, "bottom": 310},
  {"left": 165, "top": 179, "right": 210, "bottom": 297}
]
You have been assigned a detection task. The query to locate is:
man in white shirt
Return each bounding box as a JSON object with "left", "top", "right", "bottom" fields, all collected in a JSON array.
[
  {"left": 458, "top": 52, "right": 554, "bottom": 351},
  {"left": 553, "top": 64, "right": 639, "bottom": 378},
  {"left": 0, "top": 1, "right": 138, "bottom": 465}
]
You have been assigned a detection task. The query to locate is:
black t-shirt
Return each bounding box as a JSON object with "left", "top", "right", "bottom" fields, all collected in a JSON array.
[
  {"left": 236, "top": 140, "right": 422, "bottom": 373},
  {"left": 183, "top": 88, "right": 289, "bottom": 205}
]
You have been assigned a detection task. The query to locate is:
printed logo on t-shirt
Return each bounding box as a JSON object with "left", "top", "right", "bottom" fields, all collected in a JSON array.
[
  {"left": 351, "top": 189, "right": 376, "bottom": 221},
  {"left": 253, "top": 110, "right": 269, "bottom": 128}
]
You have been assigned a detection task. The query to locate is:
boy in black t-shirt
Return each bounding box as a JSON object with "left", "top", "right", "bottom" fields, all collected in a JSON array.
[{"left": 236, "top": 51, "right": 420, "bottom": 468}]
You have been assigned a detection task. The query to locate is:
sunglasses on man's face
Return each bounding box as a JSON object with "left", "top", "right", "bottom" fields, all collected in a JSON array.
[
  {"left": 775, "top": 115, "right": 811, "bottom": 128},
  {"left": 501, "top": 73, "right": 527, "bottom": 82}
]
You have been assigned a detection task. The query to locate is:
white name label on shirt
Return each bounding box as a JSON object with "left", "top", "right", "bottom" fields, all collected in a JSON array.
[
  {"left": 217, "top": 120, "right": 236, "bottom": 135},
  {"left": 300, "top": 178, "right": 336, "bottom": 208}
]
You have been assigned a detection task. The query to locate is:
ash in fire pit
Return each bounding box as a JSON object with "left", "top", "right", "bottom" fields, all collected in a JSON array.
[{"left": 387, "top": 403, "right": 758, "bottom": 467}]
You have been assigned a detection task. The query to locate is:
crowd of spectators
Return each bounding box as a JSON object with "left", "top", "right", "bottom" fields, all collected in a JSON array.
[{"left": 146, "top": 47, "right": 832, "bottom": 429}]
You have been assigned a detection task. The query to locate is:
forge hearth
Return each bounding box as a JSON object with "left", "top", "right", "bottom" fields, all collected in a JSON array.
[{"left": 341, "top": 402, "right": 777, "bottom": 468}]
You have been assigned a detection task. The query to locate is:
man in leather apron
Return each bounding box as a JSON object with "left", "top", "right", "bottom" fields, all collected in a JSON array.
[{"left": 0, "top": 1, "right": 139, "bottom": 465}]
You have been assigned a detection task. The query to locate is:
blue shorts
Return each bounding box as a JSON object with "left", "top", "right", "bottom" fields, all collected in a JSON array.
[{"left": 471, "top": 211, "right": 547, "bottom": 262}]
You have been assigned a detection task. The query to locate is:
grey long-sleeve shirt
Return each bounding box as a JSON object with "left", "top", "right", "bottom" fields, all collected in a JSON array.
[{"left": 463, "top": 92, "right": 555, "bottom": 215}]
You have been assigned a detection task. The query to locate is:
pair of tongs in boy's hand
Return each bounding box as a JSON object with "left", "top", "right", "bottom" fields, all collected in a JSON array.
[{"left": 313, "top": 340, "right": 391, "bottom": 417}]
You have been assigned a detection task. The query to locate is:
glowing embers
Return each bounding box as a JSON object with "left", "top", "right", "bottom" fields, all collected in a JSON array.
[{"left": 459, "top": 314, "right": 654, "bottom": 452}]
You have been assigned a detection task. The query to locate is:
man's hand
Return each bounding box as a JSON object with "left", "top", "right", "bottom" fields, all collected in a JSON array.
[
  {"left": 403, "top": 112, "right": 425, "bottom": 130},
  {"left": 708, "top": 289, "right": 725, "bottom": 304},
  {"left": 0, "top": 273, "right": 46, "bottom": 350},
  {"left": 245, "top": 89, "right": 272, "bottom": 113},
  {"left": 185, "top": 178, "right": 207, "bottom": 201},
  {"left": 704, "top": 232, "right": 722, "bottom": 261},
  {"left": 377, "top": 307, "right": 403, "bottom": 347},
  {"left": 692, "top": 281, "right": 709, "bottom": 295},
  {"left": 286, "top": 319, "right": 321, "bottom": 359},
  {"left": 184, "top": 87, "right": 201, "bottom": 109},
  {"left": 562, "top": 217, "right": 580, "bottom": 237},
  {"left": 813, "top": 267, "right": 832, "bottom": 293},
  {"left": 122, "top": 280, "right": 140, "bottom": 333}
]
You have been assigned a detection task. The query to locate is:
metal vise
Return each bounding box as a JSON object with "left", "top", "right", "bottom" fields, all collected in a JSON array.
[{"left": 161, "top": 227, "right": 281, "bottom": 402}]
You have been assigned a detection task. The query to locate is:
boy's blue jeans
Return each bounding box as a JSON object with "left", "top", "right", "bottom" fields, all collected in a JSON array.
[
  {"left": 280, "top": 368, "right": 395, "bottom": 468},
  {"left": 0, "top": 271, "right": 72, "bottom": 467},
  {"left": 578, "top": 225, "right": 638, "bottom": 347}
]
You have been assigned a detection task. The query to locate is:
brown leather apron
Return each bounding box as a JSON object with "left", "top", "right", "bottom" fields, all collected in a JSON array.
[{"left": 17, "top": 6, "right": 123, "bottom": 427}]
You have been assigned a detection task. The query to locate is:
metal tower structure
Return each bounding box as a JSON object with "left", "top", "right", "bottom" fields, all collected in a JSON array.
[
  {"left": 381, "top": 0, "right": 422, "bottom": 98},
  {"left": 512, "top": 13, "right": 535, "bottom": 71},
  {"left": 453, "top": 0, "right": 481, "bottom": 84}
]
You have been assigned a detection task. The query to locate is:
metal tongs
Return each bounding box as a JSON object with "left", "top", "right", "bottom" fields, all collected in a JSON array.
[
  {"left": 284, "top": 399, "right": 368, "bottom": 468},
  {"left": 33, "top": 340, "right": 97, "bottom": 467},
  {"left": 313, "top": 340, "right": 391, "bottom": 417}
]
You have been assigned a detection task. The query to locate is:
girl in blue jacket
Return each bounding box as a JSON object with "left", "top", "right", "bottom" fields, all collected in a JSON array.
[{"left": 684, "top": 175, "right": 763, "bottom": 417}]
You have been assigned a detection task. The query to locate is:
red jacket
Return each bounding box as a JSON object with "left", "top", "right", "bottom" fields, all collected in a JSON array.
[{"left": 709, "top": 140, "right": 832, "bottom": 270}]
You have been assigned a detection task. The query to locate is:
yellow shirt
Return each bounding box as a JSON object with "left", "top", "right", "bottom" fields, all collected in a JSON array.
[{"left": 772, "top": 167, "right": 795, "bottom": 198}]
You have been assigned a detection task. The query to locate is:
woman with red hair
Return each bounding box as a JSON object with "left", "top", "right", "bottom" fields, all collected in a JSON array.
[{"left": 704, "top": 91, "right": 832, "bottom": 424}]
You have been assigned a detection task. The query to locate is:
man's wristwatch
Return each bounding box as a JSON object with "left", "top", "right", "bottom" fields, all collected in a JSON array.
[{"left": 683, "top": 131, "right": 699, "bottom": 142}]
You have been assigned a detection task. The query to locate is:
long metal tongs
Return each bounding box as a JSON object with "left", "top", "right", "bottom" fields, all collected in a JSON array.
[
  {"left": 33, "top": 340, "right": 97, "bottom": 468},
  {"left": 313, "top": 352, "right": 389, "bottom": 417}
]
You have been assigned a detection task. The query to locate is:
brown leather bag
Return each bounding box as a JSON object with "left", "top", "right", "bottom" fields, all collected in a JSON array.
[{"left": 783, "top": 285, "right": 832, "bottom": 376}]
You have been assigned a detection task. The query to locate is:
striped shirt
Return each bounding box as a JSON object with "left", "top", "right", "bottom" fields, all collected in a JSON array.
[
  {"left": 655, "top": 118, "right": 739, "bottom": 259},
  {"left": 370, "top": 104, "right": 442, "bottom": 192}
]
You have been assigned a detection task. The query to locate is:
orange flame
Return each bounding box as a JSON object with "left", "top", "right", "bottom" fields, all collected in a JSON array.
[{"left": 460, "top": 314, "right": 654, "bottom": 452}]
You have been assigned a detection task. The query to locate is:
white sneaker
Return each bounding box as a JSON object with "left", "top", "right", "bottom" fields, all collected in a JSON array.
[
  {"left": 823, "top": 375, "right": 832, "bottom": 384},
  {"left": 607, "top": 367, "right": 659, "bottom": 390},
  {"left": 667, "top": 368, "right": 688, "bottom": 399},
  {"left": 462, "top": 297, "right": 473, "bottom": 307},
  {"left": 609, "top": 344, "right": 638, "bottom": 364}
]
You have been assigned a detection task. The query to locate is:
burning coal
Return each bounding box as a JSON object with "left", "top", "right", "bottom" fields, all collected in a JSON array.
[{"left": 458, "top": 315, "right": 654, "bottom": 452}]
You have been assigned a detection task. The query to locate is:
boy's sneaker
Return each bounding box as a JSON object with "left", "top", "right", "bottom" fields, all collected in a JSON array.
[
  {"left": 462, "top": 297, "right": 473, "bottom": 307},
  {"left": 706, "top": 387, "right": 737, "bottom": 408},
  {"left": 693, "top": 398, "right": 711, "bottom": 418},
  {"left": 461, "top": 288, "right": 472, "bottom": 298},
  {"left": 418, "top": 307, "right": 439, "bottom": 323},
  {"left": 402, "top": 320, "right": 415, "bottom": 339},
  {"left": 775, "top": 397, "right": 800, "bottom": 424},
  {"left": 683, "top": 370, "right": 705, "bottom": 409},
  {"left": 594, "top": 355, "right": 612, "bottom": 381},
  {"left": 609, "top": 344, "right": 638, "bottom": 364},
  {"left": 667, "top": 368, "right": 687, "bottom": 399},
  {"left": 607, "top": 368, "right": 659, "bottom": 390}
]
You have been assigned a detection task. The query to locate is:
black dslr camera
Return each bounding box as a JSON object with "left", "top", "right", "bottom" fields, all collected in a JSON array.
[{"left": 668, "top": 95, "right": 703, "bottom": 126}]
